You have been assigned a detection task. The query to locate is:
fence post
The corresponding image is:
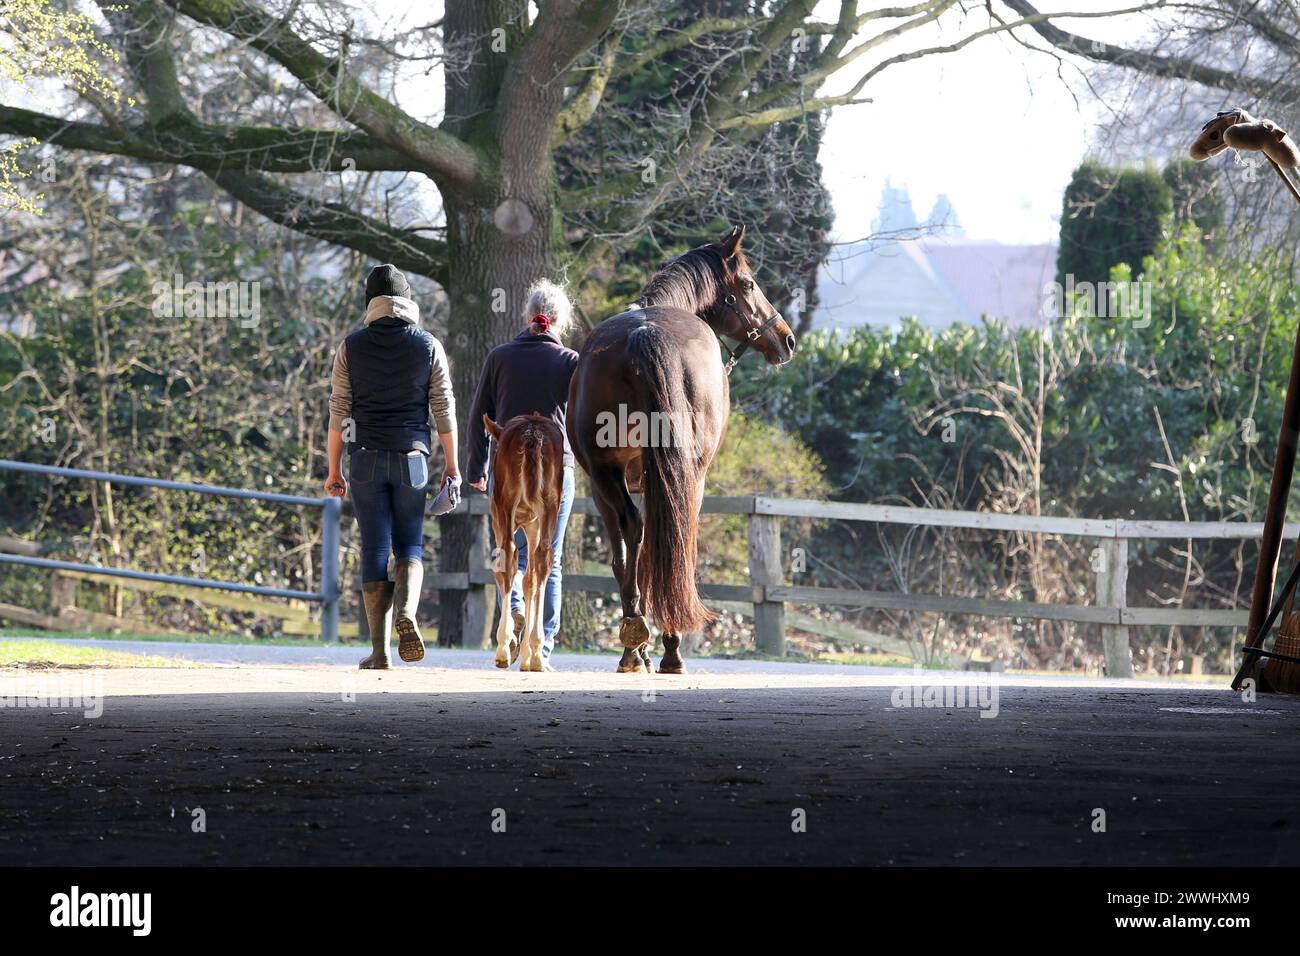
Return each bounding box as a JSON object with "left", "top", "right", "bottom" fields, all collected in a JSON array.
[
  {"left": 320, "top": 495, "right": 342, "bottom": 642},
  {"left": 1096, "top": 536, "right": 1132, "bottom": 678},
  {"left": 50, "top": 572, "right": 77, "bottom": 617},
  {"left": 748, "top": 510, "right": 785, "bottom": 655},
  {"left": 462, "top": 512, "right": 494, "bottom": 649}
]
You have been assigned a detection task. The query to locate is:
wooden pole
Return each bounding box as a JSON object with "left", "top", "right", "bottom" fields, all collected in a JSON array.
[
  {"left": 1096, "top": 538, "right": 1133, "bottom": 678},
  {"left": 1237, "top": 317, "right": 1300, "bottom": 689},
  {"left": 1271, "top": 158, "right": 1300, "bottom": 204},
  {"left": 748, "top": 513, "right": 786, "bottom": 655}
]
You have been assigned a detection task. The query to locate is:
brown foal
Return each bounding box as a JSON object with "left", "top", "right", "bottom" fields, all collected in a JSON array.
[{"left": 485, "top": 412, "right": 566, "bottom": 671}]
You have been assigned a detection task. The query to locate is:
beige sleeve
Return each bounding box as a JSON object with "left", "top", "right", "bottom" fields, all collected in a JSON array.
[
  {"left": 328, "top": 342, "right": 351, "bottom": 431},
  {"left": 428, "top": 337, "right": 456, "bottom": 435}
]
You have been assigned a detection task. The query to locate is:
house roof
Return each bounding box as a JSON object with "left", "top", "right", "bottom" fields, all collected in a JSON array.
[{"left": 814, "top": 237, "right": 1058, "bottom": 330}]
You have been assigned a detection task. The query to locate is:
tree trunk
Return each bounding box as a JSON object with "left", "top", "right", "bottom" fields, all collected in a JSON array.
[
  {"left": 436, "top": 0, "right": 562, "bottom": 645},
  {"left": 437, "top": 190, "right": 552, "bottom": 644}
]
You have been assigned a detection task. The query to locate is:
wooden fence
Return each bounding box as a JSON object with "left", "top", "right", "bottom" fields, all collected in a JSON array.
[{"left": 433, "top": 495, "right": 1300, "bottom": 678}]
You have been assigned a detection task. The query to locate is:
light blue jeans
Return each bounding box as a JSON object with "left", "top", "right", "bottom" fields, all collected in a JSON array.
[{"left": 506, "top": 466, "right": 575, "bottom": 660}]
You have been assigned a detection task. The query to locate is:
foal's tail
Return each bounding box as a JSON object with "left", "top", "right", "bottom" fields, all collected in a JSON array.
[
  {"left": 521, "top": 419, "right": 547, "bottom": 502},
  {"left": 627, "top": 324, "right": 712, "bottom": 635}
]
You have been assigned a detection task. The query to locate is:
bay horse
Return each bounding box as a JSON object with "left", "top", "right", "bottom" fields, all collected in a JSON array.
[
  {"left": 567, "top": 224, "right": 796, "bottom": 674},
  {"left": 485, "top": 412, "right": 566, "bottom": 672}
]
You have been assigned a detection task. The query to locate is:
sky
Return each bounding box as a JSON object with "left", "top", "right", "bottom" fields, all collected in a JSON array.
[{"left": 815, "top": 2, "right": 1166, "bottom": 245}]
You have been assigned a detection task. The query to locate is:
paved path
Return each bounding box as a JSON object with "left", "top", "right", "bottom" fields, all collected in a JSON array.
[{"left": 0, "top": 641, "right": 1296, "bottom": 866}]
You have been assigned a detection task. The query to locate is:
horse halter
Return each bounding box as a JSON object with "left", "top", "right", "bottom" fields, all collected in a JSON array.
[{"left": 718, "top": 293, "right": 783, "bottom": 375}]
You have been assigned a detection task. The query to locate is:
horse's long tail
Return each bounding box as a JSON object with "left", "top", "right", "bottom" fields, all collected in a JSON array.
[{"left": 627, "top": 323, "right": 713, "bottom": 634}]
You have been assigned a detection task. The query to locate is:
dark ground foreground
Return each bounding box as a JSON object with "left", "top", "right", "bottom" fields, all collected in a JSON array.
[{"left": 1, "top": 652, "right": 1298, "bottom": 866}]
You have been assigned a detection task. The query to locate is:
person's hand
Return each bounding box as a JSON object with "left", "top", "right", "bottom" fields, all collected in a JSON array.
[
  {"left": 443, "top": 465, "right": 460, "bottom": 487},
  {"left": 469, "top": 477, "right": 487, "bottom": 492},
  {"left": 324, "top": 472, "right": 347, "bottom": 498}
]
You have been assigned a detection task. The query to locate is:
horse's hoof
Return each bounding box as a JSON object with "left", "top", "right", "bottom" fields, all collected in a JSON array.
[
  {"left": 508, "top": 638, "right": 520, "bottom": 664},
  {"left": 617, "top": 647, "right": 644, "bottom": 673},
  {"left": 494, "top": 658, "right": 509, "bottom": 669},
  {"left": 658, "top": 661, "right": 686, "bottom": 675},
  {"left": 619, "top": 616, "right": 651, "bottom": 649}
]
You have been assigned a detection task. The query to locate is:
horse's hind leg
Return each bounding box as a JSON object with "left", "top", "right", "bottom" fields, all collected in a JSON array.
[{"left": 590, "top": 464, "right": 650, "bottom": 673}]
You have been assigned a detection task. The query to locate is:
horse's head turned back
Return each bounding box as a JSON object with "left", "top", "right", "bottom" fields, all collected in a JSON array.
[
  {"left": 641, "top": 225, "right": 796, "bottom": 366},
  {"left": 711, "top": 225, "right": 796, "bottom": 365}
]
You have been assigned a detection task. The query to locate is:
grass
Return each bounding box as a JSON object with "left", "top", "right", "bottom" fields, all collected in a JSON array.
[{"left": 0, "top": 638, "right": 191, "bottom": 669}]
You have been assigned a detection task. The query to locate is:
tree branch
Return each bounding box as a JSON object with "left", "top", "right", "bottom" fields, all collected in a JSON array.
[
  {"left": 1000, "top": 0, "right": 1300, "bottom": 102},
  {"left": 740, "top": 0, "right": 956, "bottom": 116},
  {"left": 552, "top": 28, "right": 624, "bottom": 148},
  {"left": 610, "top": 16, "right": 758, "bottom": 79},
  {"left": 207, "top": 168, "right": 447, "bottom": 283},
  {"left": 716, "top": 94, "right": 872, "bottom": 130},
  {"left": 92, "top": 0, "right": 187, "bottom": 122},
  {"left": 0, "top": 105, "right": 411, "bottom": 172},
  {"left": 164, "top": 0, "right": 486, "bottom": 187}
]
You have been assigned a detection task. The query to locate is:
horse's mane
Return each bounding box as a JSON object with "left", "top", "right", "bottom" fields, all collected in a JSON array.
[{"left": 640, "top": 246, "right": 746, "bottom": 315}]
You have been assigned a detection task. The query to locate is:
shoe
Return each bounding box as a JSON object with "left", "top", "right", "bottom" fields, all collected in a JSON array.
[
  {"left": 394, "top": 557, "right": 425, "bottom": 663},
  {"left": 359, "top": 581, "right": 394, "bottom": 669}
]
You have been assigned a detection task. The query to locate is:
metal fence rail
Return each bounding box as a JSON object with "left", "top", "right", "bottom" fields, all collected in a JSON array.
[{"left": 0, "top": 459, "right": 342, "bottom": 640}]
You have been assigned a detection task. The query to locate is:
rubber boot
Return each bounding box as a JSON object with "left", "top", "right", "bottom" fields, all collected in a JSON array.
[
  {"left": 359, "top": 581, "right": 394, "bottom": 670},
  {"left": 394, "top": 557, "right": 426, "bottom": 663}
]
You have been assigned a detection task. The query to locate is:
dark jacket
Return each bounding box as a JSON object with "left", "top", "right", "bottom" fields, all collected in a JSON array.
[
  {"left": 467, "top": 329, "right": 579, "bottom": 482},
  {"left": 328, "top": 295, "right": 456, "bottom": 454}
]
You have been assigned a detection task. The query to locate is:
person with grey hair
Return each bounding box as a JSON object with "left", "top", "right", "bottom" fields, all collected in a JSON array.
[{"left": 467, "top": 279, "right": 579, "bottom": 669}]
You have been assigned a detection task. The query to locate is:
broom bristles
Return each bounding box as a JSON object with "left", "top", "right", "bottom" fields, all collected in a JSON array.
[{"left": 1262, "top": 614, "right": 1300, "bottom": 693}]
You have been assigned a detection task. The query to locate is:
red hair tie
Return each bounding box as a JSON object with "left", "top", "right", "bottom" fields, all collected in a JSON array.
[{"left": 532, "top": 313, "right": 551, "bottom": 333}]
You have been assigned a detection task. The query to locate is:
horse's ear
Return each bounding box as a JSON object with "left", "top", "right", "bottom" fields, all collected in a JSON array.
[
  {"left": 484, "top": 414, "right": 501, "bottom": 439},
  {"left": 718, "top": 224, "right": 745, "bottom": 259}
]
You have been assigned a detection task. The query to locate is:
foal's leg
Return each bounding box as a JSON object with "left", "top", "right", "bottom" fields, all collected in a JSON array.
[
  {"left": 490, "top": 508, "right": 519, "bottom": 669},
  {"left": 520, "top": 522, "right": 547, "bottom": 672},
  {"left": 526, "top": 541, "right": 552, "bottom": 672},
  {"left": 589, "top": 464, "right": 650, "bottom": 673}
]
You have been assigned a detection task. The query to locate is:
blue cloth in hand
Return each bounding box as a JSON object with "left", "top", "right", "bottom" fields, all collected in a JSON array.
[{"left": 429, "top": 474, "right": 461, "bottom": 516}]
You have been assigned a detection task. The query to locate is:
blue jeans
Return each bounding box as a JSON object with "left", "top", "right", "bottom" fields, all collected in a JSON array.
[
  {"left": 349, "top": 448, "right": 429, "bottom": 583},
  {"left": 503, "top": 466, "right": 575, "bottom": 659}
]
